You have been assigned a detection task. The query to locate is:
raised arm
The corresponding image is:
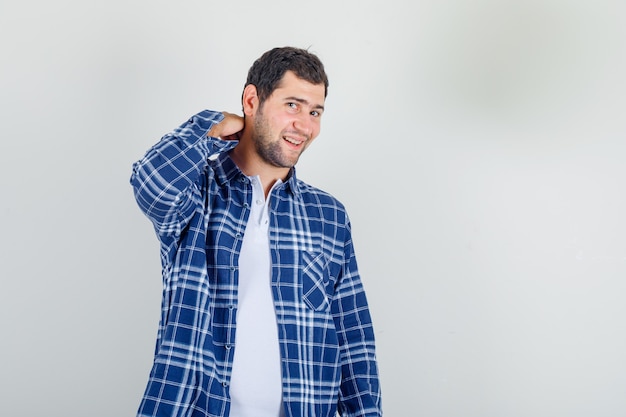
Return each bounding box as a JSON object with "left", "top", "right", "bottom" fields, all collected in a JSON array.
[{"left": 130, "top": 110, "right": 242, "bottom": 237}]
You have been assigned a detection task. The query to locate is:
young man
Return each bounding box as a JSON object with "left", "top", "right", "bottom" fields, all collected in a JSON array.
[{"left": 131, "top": 47, "right": 381, "bottom": 417}]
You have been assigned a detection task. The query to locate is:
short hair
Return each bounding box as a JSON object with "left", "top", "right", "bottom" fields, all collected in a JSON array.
[{"left": 244, "top": 46, "right": 329, "bottom": 105}]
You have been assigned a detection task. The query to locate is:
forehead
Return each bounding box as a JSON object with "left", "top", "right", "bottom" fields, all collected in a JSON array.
[{"left": 273, "top": 71, "right": 326, "bottom": 104}]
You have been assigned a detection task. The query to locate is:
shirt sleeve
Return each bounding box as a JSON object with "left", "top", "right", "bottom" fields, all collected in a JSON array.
[
  {"left": 333, "top": 218, "right": 383, "bottom": 416},
  {"left": 130, "top": 110, "right": 235, "bottom": 238}
]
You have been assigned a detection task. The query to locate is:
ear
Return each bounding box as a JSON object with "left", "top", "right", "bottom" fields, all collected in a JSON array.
[{"left": 242, "top": 84, "right": 259, "bottom": 117}]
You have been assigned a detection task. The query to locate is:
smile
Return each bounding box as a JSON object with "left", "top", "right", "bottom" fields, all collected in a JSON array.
[{"left": 283, "top": 135, "right": 304, "bottom": 146}]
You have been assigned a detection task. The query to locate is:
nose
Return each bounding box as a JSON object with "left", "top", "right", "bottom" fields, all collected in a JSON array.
[{"left": 293, "top": 114, "right": 315, "bottom": 139}]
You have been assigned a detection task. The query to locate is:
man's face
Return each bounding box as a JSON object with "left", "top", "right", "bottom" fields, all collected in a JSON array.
[{"left": 251, "top": 71, "right": 326, "bottom": 169}]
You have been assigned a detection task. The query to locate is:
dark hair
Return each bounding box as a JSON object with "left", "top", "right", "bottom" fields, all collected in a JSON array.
[{"left": 244, "top": 46, "right": 329, "bottom": 105}]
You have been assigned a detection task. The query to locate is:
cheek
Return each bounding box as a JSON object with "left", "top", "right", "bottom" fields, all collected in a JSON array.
[
  {"left": 305, "top": 136, "right": 318, "bottom": 150},
  {"left": 270, "top": 114, "right": 289, "bottom": 133},
  {"left": 311, "top": 124, "right": 321, "bottom": 139}
]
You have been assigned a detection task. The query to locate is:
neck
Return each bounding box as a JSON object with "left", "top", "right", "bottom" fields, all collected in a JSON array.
[{"left": 230, "top": 137, "right": 290, "bottom": 197}]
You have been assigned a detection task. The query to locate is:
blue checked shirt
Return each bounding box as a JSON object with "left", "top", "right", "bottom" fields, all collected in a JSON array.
[{"left": 130, "top": 110, "right": 382, "bottom": 417}]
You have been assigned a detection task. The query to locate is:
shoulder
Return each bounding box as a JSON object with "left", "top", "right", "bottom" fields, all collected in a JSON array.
[{"left": 296, "top": 179, "right": 349, "bottom": 218}]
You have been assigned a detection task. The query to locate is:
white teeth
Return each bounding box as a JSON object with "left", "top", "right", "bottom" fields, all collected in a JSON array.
[{"left": 284, "top": 136, "right": 302, "bottom": 145}]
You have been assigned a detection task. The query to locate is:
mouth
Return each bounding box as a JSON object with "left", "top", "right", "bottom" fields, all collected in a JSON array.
[{"left": 282, "top": 135, "right": 306, "bottom": 147}]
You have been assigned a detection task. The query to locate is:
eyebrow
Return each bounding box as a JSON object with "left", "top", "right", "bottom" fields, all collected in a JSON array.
[{"left": 285, "top": 96, "right": 325, "bottom": 112}]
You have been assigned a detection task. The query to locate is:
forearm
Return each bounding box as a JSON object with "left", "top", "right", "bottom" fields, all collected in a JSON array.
[
  {"left": 334, "top": 237, "right": 382, "bottom": 416},
  {"left": 130, "top": 110, "right": 234, "bottom": 235},
  {"left": 335, "top": 288, "right": 382, "bottom": 416}
]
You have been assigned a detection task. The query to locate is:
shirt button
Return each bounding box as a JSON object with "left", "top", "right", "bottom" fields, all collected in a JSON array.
[{"left": 222, "top": 381, "right": 228, "bottom": 387}]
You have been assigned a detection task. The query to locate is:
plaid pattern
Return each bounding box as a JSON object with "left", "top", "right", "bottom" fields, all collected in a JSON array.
[{"left": 130, "top": 111, "right": 381, "bottom": 417}]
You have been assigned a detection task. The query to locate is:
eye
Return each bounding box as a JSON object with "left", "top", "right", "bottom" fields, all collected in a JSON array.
[
  {"left": 310, "top": 110, "right": 321, "bottom": 118},
  {"left": 287, "top": 102, "right": 298, "bottom": 110}
]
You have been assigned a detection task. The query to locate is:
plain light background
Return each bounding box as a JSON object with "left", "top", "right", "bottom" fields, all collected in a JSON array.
[{"left": 1, "top": 0, "right": 625, "bottom": 416}]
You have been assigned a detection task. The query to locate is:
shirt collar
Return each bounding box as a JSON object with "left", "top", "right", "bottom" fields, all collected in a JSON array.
[{"left": 211, "top": 151, "right": 301, "bottom": 198}]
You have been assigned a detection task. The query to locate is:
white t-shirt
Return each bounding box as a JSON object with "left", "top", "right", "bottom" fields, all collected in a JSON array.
[{"left": 228, "top": 176, "right": 285, "bottom": 417}]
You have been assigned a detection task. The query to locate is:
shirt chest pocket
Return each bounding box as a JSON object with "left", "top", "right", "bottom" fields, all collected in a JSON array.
[{"left": 301, "top": 251, "right": 331, "bottom": 312}]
